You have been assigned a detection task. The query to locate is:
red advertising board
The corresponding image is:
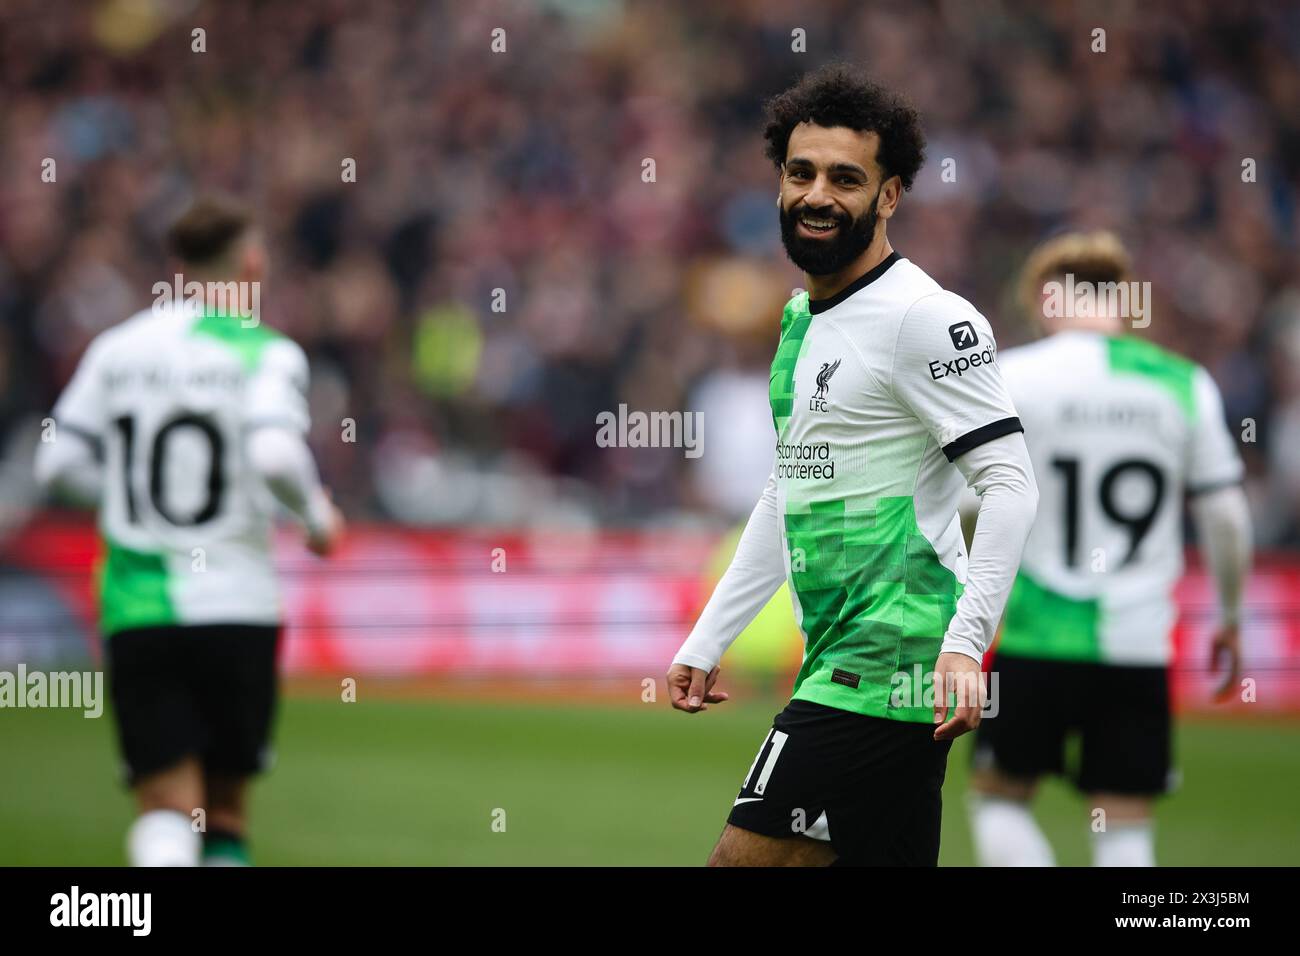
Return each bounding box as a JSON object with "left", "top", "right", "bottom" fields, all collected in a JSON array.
[{"left": 4, "top": 516, "right": 1297, "bottom": 713}]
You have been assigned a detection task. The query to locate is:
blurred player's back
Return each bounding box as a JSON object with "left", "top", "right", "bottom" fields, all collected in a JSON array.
[
  {"left": 968, "top": 231, "right": 1251, "bottom": 869},
  {"left": 36, "top": 196, "right": 342, "bottom": 868},
  {"left": 61, "top": 301, "right": 311, "bottom": 635},
  {"left": 998, "top": 330, "right": 1242, "bottom": 665}
]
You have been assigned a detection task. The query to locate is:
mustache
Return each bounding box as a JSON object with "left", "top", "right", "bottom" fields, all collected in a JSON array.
[{"left": 789, "top": 205, "right": 848, "bottom": 222}]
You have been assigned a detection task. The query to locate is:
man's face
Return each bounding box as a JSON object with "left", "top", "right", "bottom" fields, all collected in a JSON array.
[{"left": 778, "top": 123, "right": 886, "bottom": 276}]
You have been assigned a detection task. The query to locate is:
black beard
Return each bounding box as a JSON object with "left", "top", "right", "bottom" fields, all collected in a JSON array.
[{"left": 779, "top": 197, "right": 879, "bottom": 276}]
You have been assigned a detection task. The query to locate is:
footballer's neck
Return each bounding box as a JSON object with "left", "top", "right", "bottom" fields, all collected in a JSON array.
[{"left": 804, "top": 234, "right": 895, "bottom": 303}]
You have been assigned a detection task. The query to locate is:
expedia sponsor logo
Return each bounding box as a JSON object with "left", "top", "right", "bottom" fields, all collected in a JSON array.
[
  {"left": 929, "top": 344, "right": 997, "bottom": 380},
  {"left": 776, "top": 440, "right": 835, "bottom": 479},
  {"left": 948, "top": 321, "right": 978, "bottom": 350}
]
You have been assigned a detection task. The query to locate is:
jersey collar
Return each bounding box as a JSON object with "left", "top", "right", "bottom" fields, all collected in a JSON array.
[{"left": 807, "top": 250, "right": 902, "bottom": 315}]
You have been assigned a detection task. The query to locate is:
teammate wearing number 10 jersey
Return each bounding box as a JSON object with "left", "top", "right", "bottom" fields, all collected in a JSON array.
[
  {"left": 35, "top": 197, "right": 344, "bottom": 866},
  {"left": 968, "top": 232, "right": 1253, "bottom": 867}
]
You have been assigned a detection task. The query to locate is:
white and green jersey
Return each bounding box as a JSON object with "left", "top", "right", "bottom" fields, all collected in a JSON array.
[
  {"left": 48, "top": 304, "right": 312, "bottom": 637},
  {"left": 998, "top": 331, "right": 1244, "bottom": 665},
  {"left": 768, "top": 252, "right": 1024, "bottom": 721}
]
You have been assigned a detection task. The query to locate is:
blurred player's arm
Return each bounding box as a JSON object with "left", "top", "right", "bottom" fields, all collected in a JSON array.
[
  {"left": 668, "top": 467, "right": 785, "bottom": 712},
  {"left": 1186, "top": 367, "right": 1251, "bottom": 699},
  {"left": 34, "top": 338, "right": 108, "bottom": 507},
  {"left": 247, "top": 426, "right": 339, "bottom": 553},
  {"left": 34, "top": 423, "right": 104, "bottom": 506},
  {"left": 245, "top": 339, "right": 343, "bottom": 555},
  {"left": 1190, "top": 485, "right": 1251, "bottom": 629}
]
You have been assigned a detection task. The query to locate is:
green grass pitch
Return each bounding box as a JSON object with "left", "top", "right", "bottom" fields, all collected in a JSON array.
[{"left": 3, "top": 692, "right": 1297, "bottom": 865}]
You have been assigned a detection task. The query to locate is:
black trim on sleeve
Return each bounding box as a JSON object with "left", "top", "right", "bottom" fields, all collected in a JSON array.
[
  {"left": 1186, "top": 475, "right": 1245, "bottom": 498},
  {"left": 808, "top": 251, "right": 902, "bottom": 315},
  {"left": 941, "top": 417, "right": 1024, "bottom": 462}
]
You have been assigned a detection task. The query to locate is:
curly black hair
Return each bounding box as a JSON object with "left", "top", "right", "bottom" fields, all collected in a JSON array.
[{"left": 762, "top": 63, "right": 926, "bottom": 191}]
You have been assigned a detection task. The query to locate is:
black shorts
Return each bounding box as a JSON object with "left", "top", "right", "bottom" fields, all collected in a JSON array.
[
  {"left": 105, "top": 623, "right": 281, "bottom": 786},
  {"left": 726, "top": 699, "right": 953, "bottom": 866},
  {"left": 973, "top": 652, "right": 1173, "bottom": 795}
]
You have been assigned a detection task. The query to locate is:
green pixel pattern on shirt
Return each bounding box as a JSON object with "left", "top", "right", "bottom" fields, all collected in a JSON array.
[
  {"left": 769, "top": 293, "right": 813, "bottom": 436},
  {"left": 787, "top": 495, "right": 962, "bottom": 722},
  {"left": 767, "top": 292, "right": 965, "bottom": 722}
]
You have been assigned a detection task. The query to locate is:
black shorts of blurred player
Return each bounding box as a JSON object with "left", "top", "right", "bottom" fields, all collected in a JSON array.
[
  {"left": 717, "top": 700, "right": 954, "bottom": 866},
  {"left": 970, "top": 651, "right": 1172, "bottom": 823},
  {"left": 106, "top": 623, "right": 280, "bottom": 842}
]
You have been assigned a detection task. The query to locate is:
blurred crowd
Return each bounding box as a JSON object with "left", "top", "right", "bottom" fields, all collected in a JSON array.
[{"left": 1, "top": 0, "right": 1299, "bottom": 542}]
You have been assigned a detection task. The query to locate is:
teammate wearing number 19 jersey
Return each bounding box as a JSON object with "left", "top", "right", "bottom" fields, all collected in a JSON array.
[
  {"left": 35, "top": 197, "right": 344, "bottom": 866},
  {"left": 667, "top": 66, "right": 1039, "bottom": 866},
  {"left": 968, "top": 232, "right": 1253, "bottom": 867}
]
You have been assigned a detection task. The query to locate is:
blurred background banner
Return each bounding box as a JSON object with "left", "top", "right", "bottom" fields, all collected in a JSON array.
[{"left": 5, "top": 519, "right": 1299, "bottom": 713}]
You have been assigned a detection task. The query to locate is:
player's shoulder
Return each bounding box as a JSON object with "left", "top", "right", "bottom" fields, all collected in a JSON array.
[
  {"left": 254, "top": 327, "right": 307, "bottom": 368},
  {"left": 887, "top": 261, "right": 992, "bottom": 347},
  {"left": 994, "top": 336, "right": 1096, "bottom": 404},
  {"left": 1105, "top": 333, "right": 1200, "bottom": 375},
  {"left": 999, "top": 332, "right": 1091, "bottom": 372},
  {"left": 873, "top": 255, "right": 942, "bottom": 301},
  {"left": 186, "top": 309, "right": 304, "bottom": 373},
  {"left": 244, "top": 326, "right": 309, "bottom": 388},
  {"left": 1104, "top": 333, "right": 1208, "bottom": 418},
  {"left": 824, "top": 256, "right": 985, "bottom": 341},
  {"left": 76, "top": 305, "right": 179, "bottom": 366}
]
